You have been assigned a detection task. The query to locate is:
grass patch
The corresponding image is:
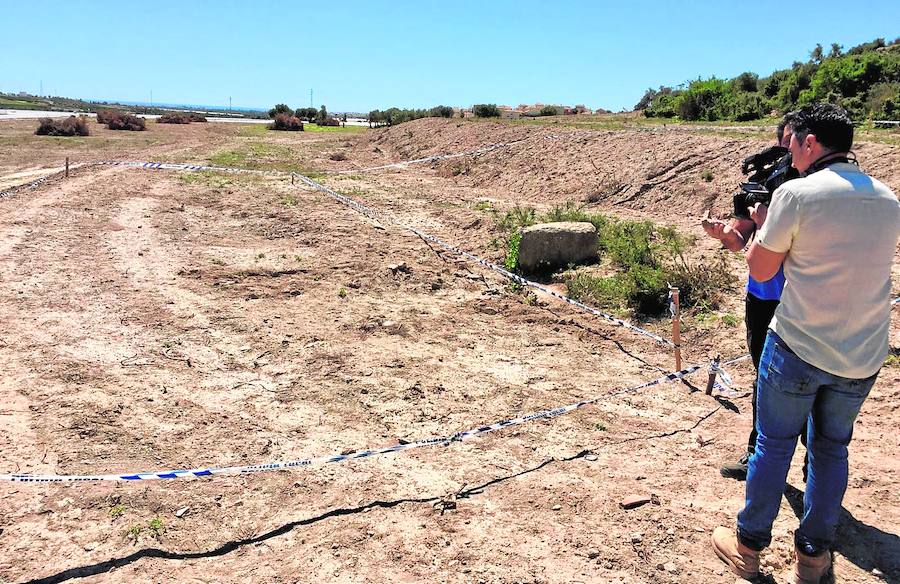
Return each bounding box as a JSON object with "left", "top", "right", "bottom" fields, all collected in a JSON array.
[
  {"left": 491, "top": 201, "right": 735, "bottom": 316},
  {"left": 304, "top": 124, "right": 367, "bottom": 133}
]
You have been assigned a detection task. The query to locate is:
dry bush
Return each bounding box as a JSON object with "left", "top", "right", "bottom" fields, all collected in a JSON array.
[
  {"left": 106, "top": 113, "right": 146, "bottom": 131},
  {"left": 95, "top": 109, "right": 123, "bottom": 124},
  {"left": 35, "top": 116, "right": 91, "bottom": 136},
  {"left": 329, "top": 151, "right": 348, "bottom": 161},
  {"left": 188, "top": 113, "right": 208, "bottom": 122},
  {"left": 157, "top": 113, "right": 192, "bottom": 124},
  {"left": 268, "top": 114, "right": 304, "bottom": 131},
  {"left": 319, "top": 117, "right": 341, "bottom": 127}
]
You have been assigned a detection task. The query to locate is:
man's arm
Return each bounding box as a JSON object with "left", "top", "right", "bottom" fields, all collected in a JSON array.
[{"left": 746, "top": 242, "right": 786, "bottom": 281}]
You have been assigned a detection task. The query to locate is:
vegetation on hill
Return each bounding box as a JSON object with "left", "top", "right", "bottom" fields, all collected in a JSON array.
[
  {"left": 157, "top": 113, "right": 207, "bottom": 124},
  {"left": 368, "top": 106, "right": 454, "bottom": 127},
  {"left": 638, "top": 38, "right": 900, "bottom": 121},
  {"left": 96, "top": 110, "right": 146, "bottom": 131}
]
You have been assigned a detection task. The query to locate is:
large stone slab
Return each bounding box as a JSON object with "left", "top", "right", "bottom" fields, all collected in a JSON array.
[{"left": 517, "top": 221, "right": 598, "bottom": 272}]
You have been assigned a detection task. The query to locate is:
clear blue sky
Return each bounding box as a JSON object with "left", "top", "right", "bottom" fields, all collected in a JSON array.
[{"left": 2, "top": 0, "right": 897, "bottom": 112}]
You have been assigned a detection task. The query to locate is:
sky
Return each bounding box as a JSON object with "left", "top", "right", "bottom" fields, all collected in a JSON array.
[{"left": 2, "top": 0, "right": 898, "bottom": 113}]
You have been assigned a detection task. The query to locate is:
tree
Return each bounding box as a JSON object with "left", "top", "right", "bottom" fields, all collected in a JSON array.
[
  {"left": 539, "top": 105, "right": 559, "bottom": 116},
  {"left": 473, "top": 104, "right": 500, "bottom": 117},
  {"left": 268, "top": 103, "right": 292, "bottom": 119},
  {"left": 829, "top": 43, "right": 843, "bottom": 58},
  {"left": 810, "top": 43, "right": 824, "bottom": 64},
  {"left": 316, "top": 105, "right": 327, "bottom": 125}
]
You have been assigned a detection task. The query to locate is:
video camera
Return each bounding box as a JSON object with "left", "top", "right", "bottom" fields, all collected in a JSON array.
[{"left": 732, "top": 145, "right": 797, "bottom": 219}]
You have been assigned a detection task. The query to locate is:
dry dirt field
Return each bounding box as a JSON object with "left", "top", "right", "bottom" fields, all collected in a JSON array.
[{"left": 0, "top": 117, "right": 898, "bottom": 584}]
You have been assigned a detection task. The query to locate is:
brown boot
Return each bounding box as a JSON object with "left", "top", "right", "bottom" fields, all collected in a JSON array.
[
  {"left": 711, "top": 526, "right": 760, "bottom": 580},
  {"left": 793, "top": 545, "right": 832, "bottom": 584}
]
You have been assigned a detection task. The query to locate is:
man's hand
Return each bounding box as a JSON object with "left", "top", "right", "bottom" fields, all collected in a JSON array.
[
  {"left": 749, "top": 203, "right": 768, "bottom": 229},
  {"left": 701, "top": 210, "right": 729, "bottom": 241}
]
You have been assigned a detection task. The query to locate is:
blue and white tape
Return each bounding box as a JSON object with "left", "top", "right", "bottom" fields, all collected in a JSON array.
[
  {"left": 0, "top": 360, "right": 712, "bottom": 483},
  {"left": 292, "top": 172, "right": 673, "bottom": 346}
]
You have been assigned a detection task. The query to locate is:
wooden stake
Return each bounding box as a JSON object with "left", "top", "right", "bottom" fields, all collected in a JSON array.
[
  {"left": 65, "top": 157, "right": 69, "bottom": 178},
  {"left": 705, "top": 353, "right": 721, "bottom": 395},
  {"left": 670, "top": 286, "right": 682, "bottom": 371}
]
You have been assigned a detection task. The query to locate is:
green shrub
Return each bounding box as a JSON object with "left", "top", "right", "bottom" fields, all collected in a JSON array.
[{"left": 473, "top": 104, "right": 501, "bottom": 117}]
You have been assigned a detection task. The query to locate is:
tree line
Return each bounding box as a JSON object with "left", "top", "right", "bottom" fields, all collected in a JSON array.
[
  {"left": 637, "top": 38, "right": 900, "bottom": 121},
  {"left": 367, "top": 106, "right": 454, "bottom": 127}
]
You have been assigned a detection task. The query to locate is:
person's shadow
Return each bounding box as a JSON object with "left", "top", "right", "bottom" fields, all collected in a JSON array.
[{"left": 784, "top": 484, "right": 899, "bottom": 583}]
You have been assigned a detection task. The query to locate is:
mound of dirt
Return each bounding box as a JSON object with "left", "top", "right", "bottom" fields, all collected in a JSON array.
[{"left": 366, "top": 118, "right": 900, "bottom": 222}]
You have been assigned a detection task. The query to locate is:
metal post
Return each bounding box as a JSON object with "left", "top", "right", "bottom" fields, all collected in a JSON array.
[
  {"left": 705, "top": 353, "right": 721, "bottom": 395},
  {"left": 65, "top": 157, "right": 69, "bottom": 178},
  {"left": 670, "top": 286, "right": 682, "bottom": 371}
]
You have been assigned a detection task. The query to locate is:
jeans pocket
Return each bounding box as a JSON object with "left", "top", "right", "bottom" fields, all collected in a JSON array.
[{"left": 765, "top": 342, "right": 814, "bottom": 396}]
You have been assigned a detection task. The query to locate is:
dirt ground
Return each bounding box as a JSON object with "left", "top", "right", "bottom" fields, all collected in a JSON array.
[{"left": 0, "top": 117, "right": 897, "bottom": 584}]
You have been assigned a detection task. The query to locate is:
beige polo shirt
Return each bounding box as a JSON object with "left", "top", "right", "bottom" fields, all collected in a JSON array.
[{"left": 757, "top": 162, "right": 900, "bottom": 378}]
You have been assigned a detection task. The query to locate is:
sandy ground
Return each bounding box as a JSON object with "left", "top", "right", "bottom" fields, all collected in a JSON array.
[{"left": 0, "top": 118, "right": 897, "bottom": 584}]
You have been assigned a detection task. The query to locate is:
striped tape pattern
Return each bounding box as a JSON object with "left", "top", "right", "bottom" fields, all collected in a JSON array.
[{"left": 0, "top": 362, "right": 707, "bottom": 483}]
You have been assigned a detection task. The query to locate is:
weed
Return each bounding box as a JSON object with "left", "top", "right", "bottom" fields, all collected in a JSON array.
[
  {"left": 701, "top": 169, "right": 714, "bottom": 182},
  {"left": 280, "top": 253, "right": 287, "bottom": 259},
  {"left": 474, "top": 201, "right": 493, "bottom": 212},
  {"left": 721, "top": 313, "right": 740, "bottom": 327},
  {"left": 312, "top": 274, "right": 322, "bottom": 281},
  {"left": 885, "top": 348, "right": 900, "bottom": 368},
  {"left": 338, "top": 287, "right": 348, "bottom": 298},
  {"left": 210, "top": 258, "right": 226, "bottom": 266},
  {"left": 595, "top": 421, "right": 607, "bottom": 431},
  {"left": 109, "top": 504, "right": 126, "bottom": 519},
  {"left": 125, "top": 523, "right": 144, "bottom": 542},
  {"left": 281, "top": 194, "right": 298, "bottom": 206},
  {"left": 329, "top": 151, "right": 348, "bottom": 161},
  {"left": 294, "top": 255, "right": 302, "bottom": 262},
  {"left": 256, "top": 252, "right": 265, "bottom": 260},
  {"left": 504, "top": 230, "right": 522, "bottom": 270},
  {"left": 148, "top": 518, "right": 165, "bottom": 538}
]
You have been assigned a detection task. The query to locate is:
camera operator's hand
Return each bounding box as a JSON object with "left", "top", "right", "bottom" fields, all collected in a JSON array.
[
  {"left": 749, "top": 203, "right": 768, "bottom": 229},
  {"left": 701, "top": 216, "right": 729, "bottom": 241},
  {"left": 702, "top": 210, "right": 753, "bottom": 252}
]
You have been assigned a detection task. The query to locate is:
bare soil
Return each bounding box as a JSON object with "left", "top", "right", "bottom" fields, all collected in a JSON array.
[{"left": 0, "top": 117, "right": 897, "bottom": 584}]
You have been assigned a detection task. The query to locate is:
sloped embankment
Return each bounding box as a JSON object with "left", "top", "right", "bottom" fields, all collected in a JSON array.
[{"left": 366, "top": 118, "right": 900, "bottom": 222}]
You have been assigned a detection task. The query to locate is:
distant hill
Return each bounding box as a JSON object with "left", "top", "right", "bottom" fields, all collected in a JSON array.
[
  {"left": 0, "top": 92, "right": 267, "bottom": 119},
  {"left": 636, "top": 38, "right": 900, "bottom": 122}
]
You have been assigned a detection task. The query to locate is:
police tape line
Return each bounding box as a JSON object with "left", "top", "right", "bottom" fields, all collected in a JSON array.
[
  {"left": 88, "top": 159, "right": 671, "bottom": 345},
  {"left": 0, "top": 359, "right": 728, "bottom": 483},
  {"left": 332, "top": 141, "right": 520, "bottom": 174},
  {"left": 292, "top": 173, "right": 673, "bottom": 346},
  {"left": 0, "top": 169, "right": 68, "bottom": 199}
]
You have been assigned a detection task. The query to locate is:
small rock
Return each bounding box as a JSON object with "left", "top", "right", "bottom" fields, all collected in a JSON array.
[
  {"left": 694, "top": 526, "right": 706, "bottom": 533},
  {"left": 387, "top": 262, "right": 409, "bottom": 274},
  {"left": 620, "top": 494, "right": 652, "bottom": 509},
  {"left": 666, "top": 528, "right": 676, "bottom": 536},
  {"left": 174, "top": 507, "right": 189, "bottom": 518},
  {"left": 630, "top": 533, "right": 643, "bottom": 544},
  {"left": 872, "top": 568, "right": 884, "bottom": 578},
  {"left": 584, "top": 454, "right": 598, "bottom": 461},
  {"left": 476, "top": 305, "right": 498, "bottom": 315},
  {"left": 587, "top": 548, "right": 600, "bottom": 559},
  {"left": 551, "top": 504, "right": 562, "bottom": 511},
  {"left": 663, "top": 562, "right": 678, "bottom": 574}
]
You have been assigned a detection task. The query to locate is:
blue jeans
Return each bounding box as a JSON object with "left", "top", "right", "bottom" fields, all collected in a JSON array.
[{"left": 737, "top": 332, "right": 878, "bottom": 554}]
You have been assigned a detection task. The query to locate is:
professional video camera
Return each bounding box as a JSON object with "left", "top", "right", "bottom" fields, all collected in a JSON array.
[{"left": 732, "top": 145, "right": 797, "bottom": 219}]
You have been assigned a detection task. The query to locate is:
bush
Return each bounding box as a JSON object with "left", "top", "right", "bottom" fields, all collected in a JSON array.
[
  {"left": 319, "top": 117, "right": 341, "bottom": 127},
  {"left": 106, "top": 113, "right": 146, "bottom": 131},
  {"left": 157, "top": 112, "right": 207, "bottom": 124},
  {"left": 268, "top": 113, "right": 304, "bottom": 131},
  {"left": 329, "top": 151, "right": 348, "bottom": 161},
  {"left": 95, "top": 109, "right": 123, "bottom": 124},
  {"left": 35, "top": 115, "right": 90, "bottom": 136},
  {"left": 473, "top": 104, "right": 501, "bottom": 117}
]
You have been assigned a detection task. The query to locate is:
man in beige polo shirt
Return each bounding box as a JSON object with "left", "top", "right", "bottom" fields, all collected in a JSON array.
[{"left": 711, "top": 104, "right": 900, "bottom": 583}]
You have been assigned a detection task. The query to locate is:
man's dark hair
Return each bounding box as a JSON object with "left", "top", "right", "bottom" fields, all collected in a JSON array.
[
  {"left": 789, "top": 104, "right": 854, "bottom": 152},
  {"left": 776, "top": 118, "right": 787, "bottom": 142}
]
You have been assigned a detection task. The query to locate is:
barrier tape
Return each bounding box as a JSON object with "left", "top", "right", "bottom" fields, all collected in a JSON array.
[
  {"left": 292, "top": 173, "right": 673, "bottom": 346},
  {"left": 0, "top": 361, "right": 711, "bottom": 483},
  {"left": 0, "top": 169, "right": 66, "bottom": 199},
  {"left": 85, "top": 160, "right": 671, "bottom": 346}
]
